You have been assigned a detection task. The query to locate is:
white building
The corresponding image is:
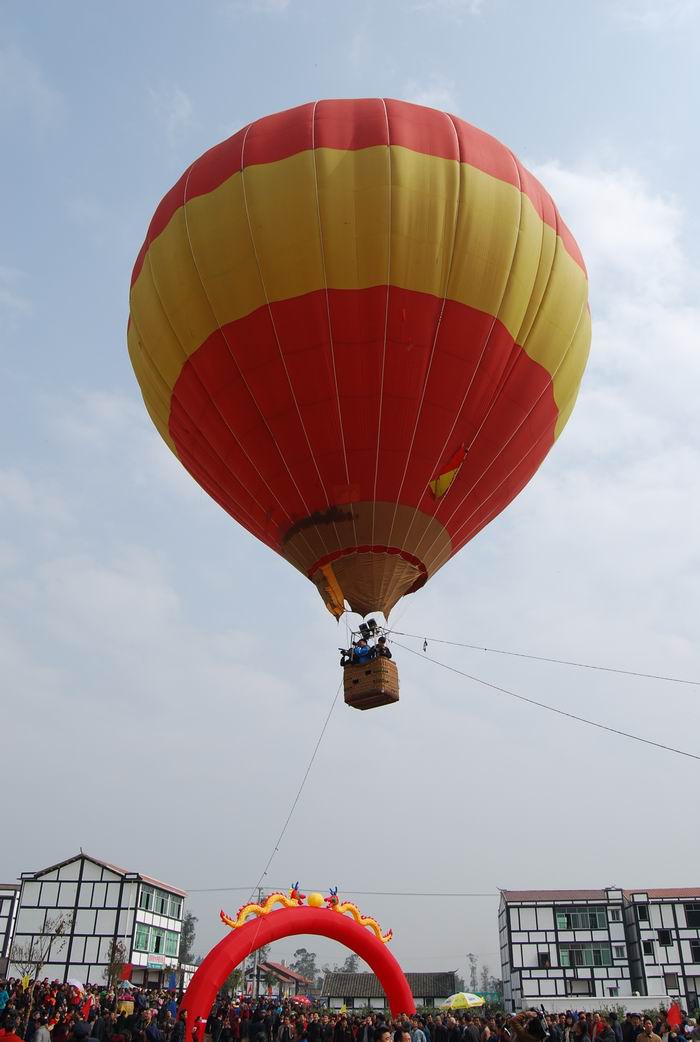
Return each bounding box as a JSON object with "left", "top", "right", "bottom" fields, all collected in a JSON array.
[
  {"left": 499, "top": 887, "right": 700, "bottom": 1011},
  {"left": 10, "top": 853, "right": 186, "bottom": 987},
  {"left": 500, "top": 889, "right": 633, "bottom": 1010},
  {"left": 0, "top": 883, "right": 20, "bottom": 976},
  {"left": 624, "top": 889, "right": 700, "bottom": 1011}
]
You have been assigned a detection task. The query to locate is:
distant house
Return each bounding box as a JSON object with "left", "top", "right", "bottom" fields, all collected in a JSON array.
[
  {"left": 251, "top": 960, "right": 313, "bottom": 998},
  {"left": 321, "top": 971, "right": 457, "bottom": 1011}
]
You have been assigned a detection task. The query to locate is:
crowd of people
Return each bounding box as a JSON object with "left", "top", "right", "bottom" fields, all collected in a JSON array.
[
  {"left": 3, "top": 982, "right": 699, "bottom": 1042},
  {"left": 201, "top": 998, "right": 700, "bottom": 1042},
  {"left": 0, "top": 979, "right": 184, "bottom": 1042}
]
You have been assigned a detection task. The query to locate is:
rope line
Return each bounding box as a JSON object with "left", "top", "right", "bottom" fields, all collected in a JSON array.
[
  {"left": 246, "top": 677, "right": 344, "bottom": 904},
  {"left": 392, "top": 639, "right": 700, "bottom": 763},
  {"left": 390, "top": 630, "right": 700, "bottom": 688}
]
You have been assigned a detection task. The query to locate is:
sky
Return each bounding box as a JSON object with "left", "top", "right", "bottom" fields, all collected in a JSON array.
[{"left": 2, "top": 0, "right": 700, "bottom": 985}]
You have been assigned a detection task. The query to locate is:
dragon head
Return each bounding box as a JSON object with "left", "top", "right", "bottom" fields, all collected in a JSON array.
[
  {"left": 289, "top": 881, "right": 306, "bottom": 905},
  {"left": 324, "top": 886, "right": 340, "bottom": 909}
]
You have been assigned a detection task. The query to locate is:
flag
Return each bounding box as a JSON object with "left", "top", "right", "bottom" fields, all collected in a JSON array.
[
  {"left": 21, "top": 975, "right": 30, "bottom": 990},
  {"left": 429, "top": 445, "right": 468, "bottom": 498},
  {"left": 668, "top": 1003, "right": 682, "bottom": 1030},
  {"left": 120, "top": 964, "right": 133, "bottom": 981}
]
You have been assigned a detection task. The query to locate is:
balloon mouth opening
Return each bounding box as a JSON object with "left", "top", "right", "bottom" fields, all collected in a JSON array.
[{"left": 305, "top": 545, "right": 428, "bottom": 619}]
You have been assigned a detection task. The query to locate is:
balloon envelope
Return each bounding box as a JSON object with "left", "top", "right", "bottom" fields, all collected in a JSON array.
[{"left": 128, "top": 99, "right": 590, "bottom": 618}]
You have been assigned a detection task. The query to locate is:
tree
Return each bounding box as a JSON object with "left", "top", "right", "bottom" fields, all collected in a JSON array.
[
  {"left": 179, "top": 911, "right": 198, "bottom": 965},
  {"left": 291, "top": 948, "right": 319, "bottom": 982},
  {"left": 262, "top": 968, "right": 277, "bottom": 995},
  {"left": 339, "top": 953, "right": 359, "bottom": 973},
  {"left": 104, "top": 938, "right": 129, "bottom": 990},
  {"left": 487, "top": 976, "right": 504, "bottom": 1007},
  {"left": 479, "top": 965, "right": 491, "bottom": 995},
  {"left": 222, "top": 968, "right": 243, "bottom": 996},
  {"left": 10, "top": 912, "right": 73, "bottom": 1032},
  {"left": 467, "top": 953, "right": 478, "bottom": 993}
]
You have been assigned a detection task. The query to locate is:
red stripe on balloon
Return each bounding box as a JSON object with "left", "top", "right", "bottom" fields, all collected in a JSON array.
[
  {"left": 168, "top": 286, "right": 558, "bottom": 559},
  {"left": 131, "top": 100, "right": 584, "bottom": 286}
]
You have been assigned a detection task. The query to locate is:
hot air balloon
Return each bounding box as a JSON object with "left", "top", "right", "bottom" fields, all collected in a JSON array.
[{"left": 128, "top": 99, "right": 590, "bottom": 707}]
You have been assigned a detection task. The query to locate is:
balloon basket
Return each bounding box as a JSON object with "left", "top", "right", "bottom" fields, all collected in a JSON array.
[{"left": 343, "top": 658, "right": 400, "bottom": 710}]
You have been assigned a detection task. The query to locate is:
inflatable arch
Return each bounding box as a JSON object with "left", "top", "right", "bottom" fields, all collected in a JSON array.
[{"left": 180, "top": 906, "right": 416, "bottom": 1020}]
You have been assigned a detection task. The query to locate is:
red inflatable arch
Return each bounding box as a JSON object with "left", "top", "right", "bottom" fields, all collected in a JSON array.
[{"left": 180, "top": 906, "right": 415, "bottom": 1020}]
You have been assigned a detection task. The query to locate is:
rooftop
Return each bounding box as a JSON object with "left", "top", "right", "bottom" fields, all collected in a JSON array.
[
  {"left": 503, "top": 888, "right": 700, "bottom": 903},
  {"left": 260, "top": 961, "right": 313, "bottom": 985},
  {"left": 502, "top": 890, "right": 614, "bottom": 902},
  {"left": 321, "top": 971, "right": 457, "bottom": 999},
  {"left": 21, "top": 852, "right": 186, "bottom": 898}
]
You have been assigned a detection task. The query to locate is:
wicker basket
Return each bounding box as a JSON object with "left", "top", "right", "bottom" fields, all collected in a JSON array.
[{"left": 343, "top": 657, "right": 400, "bottom": 710}]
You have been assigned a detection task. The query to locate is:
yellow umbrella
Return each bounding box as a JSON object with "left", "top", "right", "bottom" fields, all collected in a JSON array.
[{"left": 441, "top": 993, "right": 486, "bottom": 1010}]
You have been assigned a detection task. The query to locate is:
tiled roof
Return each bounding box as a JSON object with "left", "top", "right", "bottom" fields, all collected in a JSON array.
[
  {"left": 503, "top": 888, "right": 700, "bottom": 903},
  {"left": 321, "top": 972, "right": 456, "bottom": 999},
  {"left": 502, "top": 890, "right": 611, "bottom": 902},
  {"left": 261, "top": 962, "right": 313, "bottom": 984},
  {"left": 24, "top": 852, "right": 186, "bottom": 898},
  {"left": 626, "top": 888, "right": 700, "bottom": 899}
]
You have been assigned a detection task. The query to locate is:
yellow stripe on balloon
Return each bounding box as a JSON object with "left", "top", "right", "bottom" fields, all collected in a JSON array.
[{"left": 130, "top": 145, "right": 589, "bottom": 441}]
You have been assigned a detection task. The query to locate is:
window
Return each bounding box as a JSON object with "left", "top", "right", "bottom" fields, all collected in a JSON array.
[
  {"left": 690, "top": 940, "right": 700, "bottom": 963},
  {"left": 609, "top": 908, "right": 622, "bottom": 922},
  {"left": 614, "top": 946, "right": 626, "bottom": 959},
  {"left": 150, "top": 927, "right": 165, "bottom": 954},
  {"left": 343, "top": 999, "right": 354, "bottom": 1010},
  {"left": 538, "top": 952, "right": 551, "bottom": 969},
  {"left": 164, "top": 931, "right": 179, "bottom": 957},
  {"left": 665, "top": 973, "right": 679, "bottom": 990},
  {"left": 638, "top": 905, "right": 649, "bottom": 921},
  {"left": 658, "top": 929, "right": 672, "bottom": 947},
  {"left": 643, "top": 941, "right": 654, "bottom": 957},
  {"left": 555, "top": 905, "right": 608, "bottom": 930},
  {"left": 609, "top": 989, "right": 619, "bottom": 998},
  {"left": 685, "top": 904, "right": 700, "bottom": 929},
  {"left": 134, "top": 924, "right": 150, "bottom": 952},
  {"left": 560, "top": 943, "right": 612, "bottom": 968},
  {"left": 156, "top": 892, "right": 169, "bottom": 915},
  {"left": 169, "top": 897, "right": 182, "bottom": 920},
  {"left": 139, "top": 885, "right": 153, "bottom": 911}
]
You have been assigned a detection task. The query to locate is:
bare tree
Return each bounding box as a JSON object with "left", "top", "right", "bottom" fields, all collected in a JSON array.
[
  {"left": 467, "top": 952, "right": 479, "bottom": 993},
  {"left": 104, "top": 937, "right": 129, "bottom": 991},
  {"left": 10, "top": 912, "right": 73, "bottom": 1032}
]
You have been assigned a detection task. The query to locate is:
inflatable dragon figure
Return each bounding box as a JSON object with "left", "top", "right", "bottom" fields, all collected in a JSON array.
[{"left": 220, "top": 884, "right": 392, "bottom": 943}]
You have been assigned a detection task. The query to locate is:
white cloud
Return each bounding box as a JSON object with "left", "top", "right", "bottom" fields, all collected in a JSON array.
[
  {"left": 611, "top": 0, "right": 700, "bottom": 29},
  {"left": 148, "top": 84, "right": 195, "bottom": 146},
  {"left": 0, "top": 468, "right": 70, "bottom": 524},
  {"left": 225, "top": 0, "right": 290, "bottom": 13},
  {"left": 0, "top": 265, "right": 32, "bottom": 321},
  {"left": 403, "top": 76, "right": 457, "bottom": 111},
  {"left": 413, "top": 0, "right": 486, "bottom": 13},
  {"left": 0, "top": 41, "right": 64, "bottom": 127}
]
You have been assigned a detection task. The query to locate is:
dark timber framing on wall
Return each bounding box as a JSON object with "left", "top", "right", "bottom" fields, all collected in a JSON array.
[
  {"left": 501, "top": 888, "right": 700, "bottom": 1012},
  {"left": 10, "top": 853, "right": 185, "bottom": 986},
  {"left": 500, "top": 889, "right": 630, "bottom": 1011}
]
